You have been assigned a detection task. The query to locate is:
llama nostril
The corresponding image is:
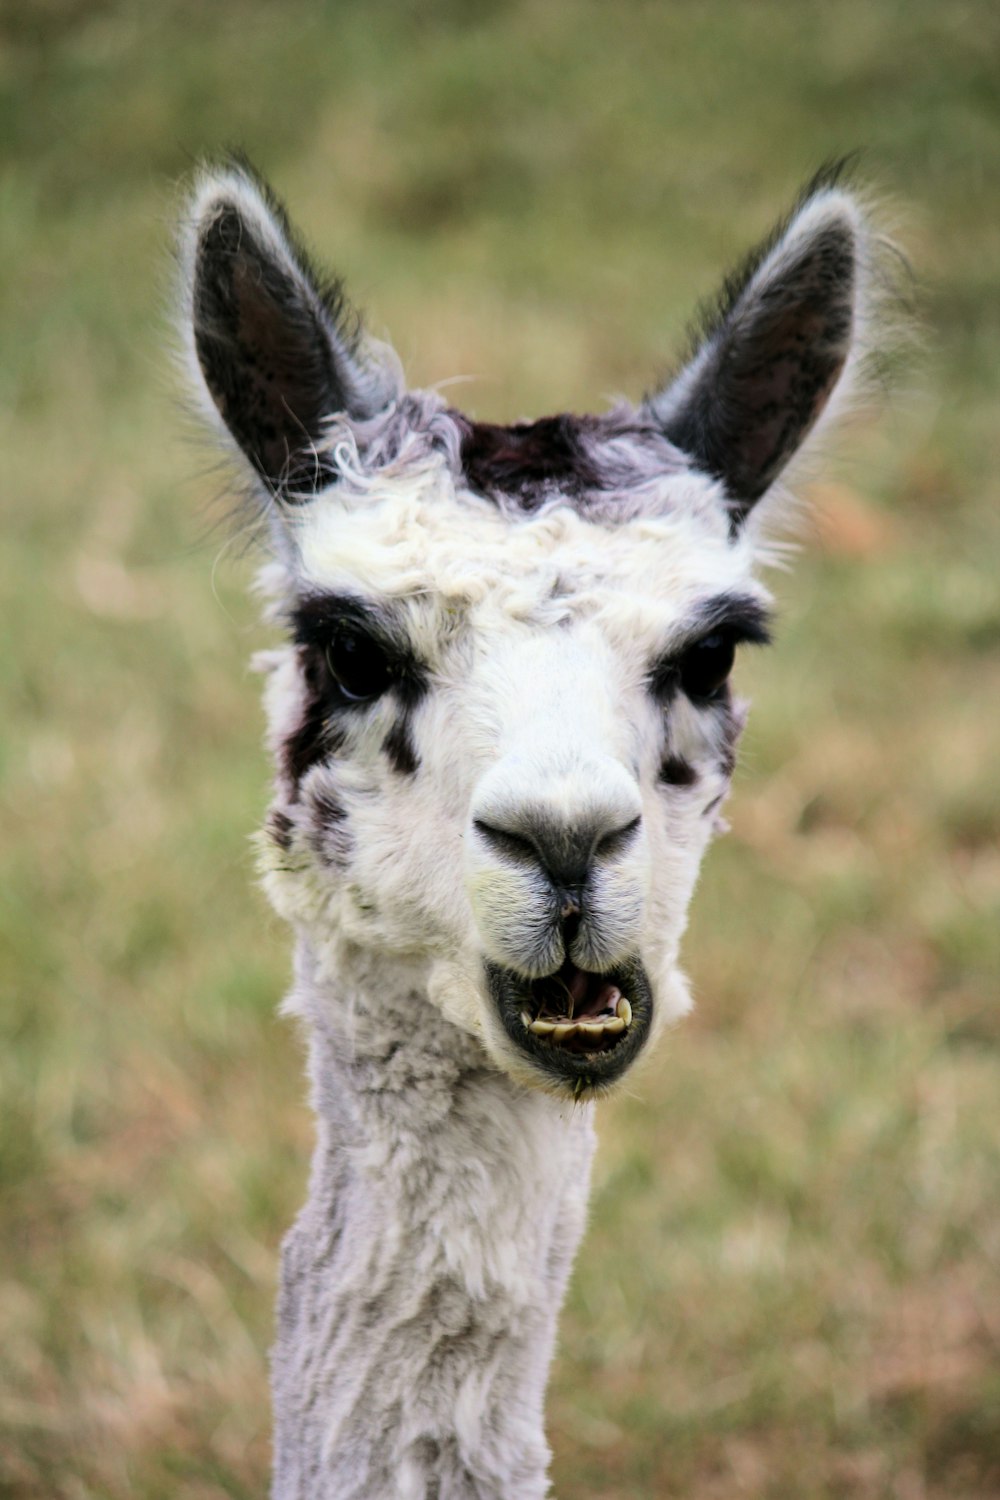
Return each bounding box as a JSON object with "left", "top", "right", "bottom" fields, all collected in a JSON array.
[
  {"left": 596, "top": 815, "right": 642, "bottom": 862},
  {"left": 559, "top": 900, "right": 582, "bottom": 949},
  {"left": 473, "top": 811, "right": 642, "bottom": 888},
  {"left": 559, "top": 891, "right": 582, "bottom": 921},
  {"left": 472, "top": 819, "right": 538, "bottom": 864}
]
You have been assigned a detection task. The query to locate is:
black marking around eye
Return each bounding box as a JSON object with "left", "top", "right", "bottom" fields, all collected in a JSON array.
[
  {"left": 292, "top": 594, "right": 396, "bottom": 652},
  {"left": 659, "top": 755, "right": 698, "bottom": 787},
  {"left": 290, "top": 594, "right": 427, "bottom": 703},
  {"left": 687, "top": 593, "right": 773, "bottom": 648},
  {"left": 282, "top": 594, "right": 427, "bottom": 791},
  {"left": 383, "top": 715, "right": 419, "bottom": 776},
  {"left": 283, "top": 644, "right": 347, "bottom": 793},
  {"left": 650, "top": 592, "right": 772, "bottom": 697},
  {"left": 649, "top": 661, "right": 679, "bottom": 704}
]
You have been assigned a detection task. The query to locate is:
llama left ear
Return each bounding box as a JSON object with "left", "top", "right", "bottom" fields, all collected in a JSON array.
[
  {"left": 646, "top": 178, "right": 866, "bottom": 524},
  {"left": 179, "top": 158, "right": 398, "bottom": 499}
]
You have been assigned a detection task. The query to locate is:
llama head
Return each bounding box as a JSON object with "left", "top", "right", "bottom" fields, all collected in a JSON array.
[{"left": 179, "top": 159, "right": 874, "bottom": 1097}]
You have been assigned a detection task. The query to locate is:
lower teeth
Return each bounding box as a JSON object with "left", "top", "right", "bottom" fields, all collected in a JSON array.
[{"left": 522, "top": 996, "right": 632, "bottom": 1040}]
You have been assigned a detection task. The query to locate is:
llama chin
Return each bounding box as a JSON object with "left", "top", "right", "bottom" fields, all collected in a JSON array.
[{"left": 179, "top": 155, "right": 891, "bottom": 1499}]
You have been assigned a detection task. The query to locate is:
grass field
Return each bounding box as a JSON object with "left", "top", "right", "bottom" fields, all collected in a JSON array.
[{"left": 1, "top": 1, "right": 998, "bottom": 1495}]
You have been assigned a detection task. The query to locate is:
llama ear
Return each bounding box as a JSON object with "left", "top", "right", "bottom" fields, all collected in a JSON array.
[
  {"left": 646, "top": 176, "right": 866, "bottom": 524},
  {"left": 180, "top": 159, "right": 397, "bottom": 497}
]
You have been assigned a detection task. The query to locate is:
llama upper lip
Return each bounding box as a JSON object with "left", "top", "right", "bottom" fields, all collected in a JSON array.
[{"left": 485, "top": 956, "right": 653, "bottom": 1091}]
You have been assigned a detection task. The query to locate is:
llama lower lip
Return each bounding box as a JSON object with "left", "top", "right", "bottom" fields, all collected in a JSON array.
[{"left": 485, "top": 957, "right": 653, "bottom": 1092}]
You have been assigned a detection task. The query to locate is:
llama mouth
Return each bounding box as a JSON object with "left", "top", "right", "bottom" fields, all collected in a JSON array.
[
  {"left": 519, "top": 962, "right": 632, "bottom": 1051},
  {"left": 486, "top": 956, "right": 652, "bottom": 1092}
]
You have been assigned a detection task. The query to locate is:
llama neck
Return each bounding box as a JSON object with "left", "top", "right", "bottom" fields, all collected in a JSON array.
[{"left": 271, "top": 939, "right": 596, "bottom": 1500}]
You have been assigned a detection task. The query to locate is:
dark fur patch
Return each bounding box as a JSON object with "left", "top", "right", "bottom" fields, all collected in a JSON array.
[
  {"left": 718, "top": 702, "right": 748, "bottom": 779},
  {"left": 283, "top": 645, "right": 346, "bottom": 794},
  {"left": 307, "top": 784, "right": 351, "bottom": 868},
  {"left": 266, "top": 808, "right": 295, "bottom": 851},
  {"left": 659, "top": 755, "right": 698, "bottom": 787},
  {"left": 457, "top": 409, "right": 686, "bottom": 514},
  {"left": 383, "top": 716, "right": 419, "bottom": 776},
  {"left": 460, "top": 414, "right": 604, "bottom": 508}
]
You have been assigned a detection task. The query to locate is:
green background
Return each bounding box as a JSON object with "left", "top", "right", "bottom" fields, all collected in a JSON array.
[{"left": 2, "top": 2, "right": 998, "bottom": 1495}]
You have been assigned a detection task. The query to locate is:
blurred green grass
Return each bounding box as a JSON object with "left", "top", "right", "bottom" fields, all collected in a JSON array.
[{"left": 1, "top": 1, "right": 998, "bottom": 1495}]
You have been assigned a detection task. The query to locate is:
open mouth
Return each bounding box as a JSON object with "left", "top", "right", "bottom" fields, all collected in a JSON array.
[{"left": 485, "top": 955, "right": 653, "bottom": 1092}]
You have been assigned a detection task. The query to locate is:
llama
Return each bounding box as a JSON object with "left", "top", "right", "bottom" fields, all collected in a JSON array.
[{"left": 179, "top": 157, "right": 884, "bottom": 1499}]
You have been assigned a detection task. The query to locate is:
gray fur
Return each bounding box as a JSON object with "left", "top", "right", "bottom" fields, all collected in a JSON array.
[{"left": 272, "top": 949, "right": 594, "bottom": 1500}]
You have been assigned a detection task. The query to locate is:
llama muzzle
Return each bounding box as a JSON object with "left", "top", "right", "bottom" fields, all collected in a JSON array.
[{"left": 486, "top": 954, "right": 652, "bottom": 1092}]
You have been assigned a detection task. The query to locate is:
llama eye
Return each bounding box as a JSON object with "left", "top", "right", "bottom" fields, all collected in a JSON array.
[
  {"left": 326, "top": 628, "right": 393, "bottom": 703},
  {"left": 677, "top": 632, "right": 735, "bottom": 701}
]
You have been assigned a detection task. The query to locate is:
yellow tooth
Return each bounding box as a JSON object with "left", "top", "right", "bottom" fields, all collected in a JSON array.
[
  {"left": 577, "top": 1016, "right": 628, "bottom": 1039},
  {"left": 552, "top": 1023, "right": 578, "bottom": 1042},
  {"left": 521, "top": 1010, "right": 533, "bottom": 1029},
  {"left": 616, "top": 997, "right": 633, "bottom": 1026},
  {"left": 529, "top": 1018, "right": 556, "bottom": 1035}
]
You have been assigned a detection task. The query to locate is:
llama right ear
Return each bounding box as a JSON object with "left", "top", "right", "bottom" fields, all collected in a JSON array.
[
  {"left": 179, "top": 160, "right": 397, "bottom": 498},
  {"left": 646, "top": 176, "right": 867, "bottom": 525}
]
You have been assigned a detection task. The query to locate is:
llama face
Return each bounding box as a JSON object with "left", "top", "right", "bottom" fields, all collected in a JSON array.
[
  {"left": 180, "top": 160, "right": 870, "bottom": 1096},
  {"left": 256, "top": 441, "right": 769, "bottom": 1090}
]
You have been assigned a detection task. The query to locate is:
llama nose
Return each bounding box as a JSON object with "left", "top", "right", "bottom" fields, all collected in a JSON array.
[{"left": 473, "top": 810, "right": 642, "bottom": 889}]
